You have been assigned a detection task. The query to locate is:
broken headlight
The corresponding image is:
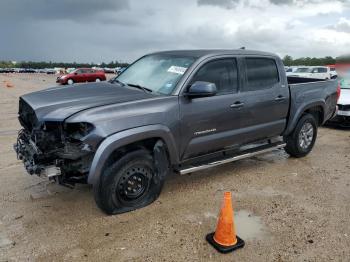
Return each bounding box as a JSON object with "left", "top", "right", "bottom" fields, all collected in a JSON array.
[{"left": 64, "top": 122, "right": 94, "bottom": 140}]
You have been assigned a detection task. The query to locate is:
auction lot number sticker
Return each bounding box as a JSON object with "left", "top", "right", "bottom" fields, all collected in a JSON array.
[{"left": 167, "top": 66, "right": 187, "bottom": 75}]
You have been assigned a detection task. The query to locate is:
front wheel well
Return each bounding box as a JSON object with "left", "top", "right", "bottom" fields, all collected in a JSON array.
[
  {"left": 304, "top": 106, "right": 324, "bottom": 126},
  {"left": 104, "top": 138, "right": 169, "bottom": 168}
]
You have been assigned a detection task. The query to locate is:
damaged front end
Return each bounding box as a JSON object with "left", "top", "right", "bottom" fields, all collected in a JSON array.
[{"left": 14, "top": 98, "right": 96, "bottom": 186}]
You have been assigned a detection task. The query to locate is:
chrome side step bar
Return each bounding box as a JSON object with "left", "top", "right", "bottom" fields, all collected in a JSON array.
[{"left": 179, "top": 143, "right": 286, "bottom": 175}]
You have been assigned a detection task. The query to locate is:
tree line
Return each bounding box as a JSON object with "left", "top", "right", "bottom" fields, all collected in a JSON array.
[
  {"left": 282, "top": 55, "right": 350, "bottom": 66},
  {"left": 1, "top": 55, "right": 350, "bottom": 68},
  {"left": 0, "top": 60, "right": 129, "bottom": 69}
]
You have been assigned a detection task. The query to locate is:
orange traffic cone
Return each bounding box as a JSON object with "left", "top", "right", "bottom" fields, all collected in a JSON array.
[
  {"left": 6, "top": 82, "right": 14, "bottom": 88},
  {"left": 206, "top": 191, "right": 245, "bottom": 253}
]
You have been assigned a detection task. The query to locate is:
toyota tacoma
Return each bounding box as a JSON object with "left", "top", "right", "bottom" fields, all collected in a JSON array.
[{"left": 14, "top": 50, "right": 339, "bottom": 215}]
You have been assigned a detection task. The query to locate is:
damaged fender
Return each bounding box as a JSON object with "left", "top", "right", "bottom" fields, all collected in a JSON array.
[{"left": 87, "top": 124, "right": 178, "bottom": 185}]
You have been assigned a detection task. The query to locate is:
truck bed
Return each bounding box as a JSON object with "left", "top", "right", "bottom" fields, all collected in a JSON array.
[{"left": 285, "top": 77, "right": 338, "bottom": 135}]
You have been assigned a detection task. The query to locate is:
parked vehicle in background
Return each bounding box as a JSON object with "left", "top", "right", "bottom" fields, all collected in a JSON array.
[
  {"left": 46, "top": 69, "right": 56, "bottom": 74},
  {"left": 103, "top": 68, "right": 116, "bottom": 74},
  {"left": 15, "top": 49, "right": 338, "bottom": 215},
  {"left": 0, "top": 68, "right": 15, "bottom": 73},
  {"left": 66, "top": 68, "right": 76, "bottom": 74},
  {"left": 291, "top": 66, "right": 331, "bottom": 80},
  {"left": 25, "top": 68, "right": 36, "bottom": 73},
  {"left": 56, "top": 68, "right": 106, "bottom": 85},
  {"left": 328, "top": 74, "right": 350, "bottom": 126},
  {"left": 325, "top": 65, "right": 337, "bottom": 79},
  {"left": 115, "top": 67, "right": 127, "bottom": 74},
  {"left": 285, "top": 66, "right": 298, "bottom": 76},
  {"left": 329, "top": 67, "right": 337, "bottom": 79},
  {"left": 289, "top": 67, "right": 310, "bottom": 77},
  {"left": 309, "top": 66, "right": 332, "bottom": 79}
]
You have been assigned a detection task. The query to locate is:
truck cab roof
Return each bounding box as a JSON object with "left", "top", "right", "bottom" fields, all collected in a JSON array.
[{"left": 148, "top": 49, "right": 279, "bottom": 59}]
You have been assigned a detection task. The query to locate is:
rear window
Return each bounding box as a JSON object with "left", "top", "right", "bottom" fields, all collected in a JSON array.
[
  {"left": 312, "top": 67, "right": 327, "bottom": 73},
  {"left": 245, "top": 58, "right": 279, "bottom": 91},
  {"left": 295, "top": 67, "right": 310, "bottom": 73}
]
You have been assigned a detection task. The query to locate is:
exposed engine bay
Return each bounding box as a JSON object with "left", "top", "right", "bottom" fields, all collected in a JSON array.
[{"left": 14, "top": 98, "right": 95, "bottom": 186}]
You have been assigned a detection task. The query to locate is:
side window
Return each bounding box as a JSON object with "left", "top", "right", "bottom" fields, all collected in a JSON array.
[
  {"left": 190, "top": 59, "right": 238, "bottom": 95},
  {"left": 319, "top": 68, "right": 327, "bottom": 73},
  {"left": 244, "top": 58, "right": 279, "bottom": 91}
]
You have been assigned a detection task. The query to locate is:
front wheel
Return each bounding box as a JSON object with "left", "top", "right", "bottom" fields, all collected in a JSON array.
[
  {"left": 93, "top": 149, "right": 164, "bottom": 215},
  {"left": 67, "top": 79, "right": 74, "bottom": 85},
  {"left": 284, "top": 114, "right": 318, "bottom": 158},
  {"left": 95, "top": 78, "right": 101, "bottom": 82}
]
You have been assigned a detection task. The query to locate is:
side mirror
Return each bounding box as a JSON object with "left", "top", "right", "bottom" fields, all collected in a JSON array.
[
  {"left": 185, "top": 81, "right": 217, "bottom": 98},
  {"left": 74, "top": 72, "right": 78, "bottom": 75}
]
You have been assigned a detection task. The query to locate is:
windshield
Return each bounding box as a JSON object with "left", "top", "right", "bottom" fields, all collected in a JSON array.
[
  {"left": 295, "top": 67, "right": 311, "bottom": 73},
  {"left": 114, "top": 54, "right": 196, "bottom": 95}
]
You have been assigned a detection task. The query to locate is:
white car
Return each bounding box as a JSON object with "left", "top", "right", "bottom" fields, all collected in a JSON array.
[
  {"left": 290, "top": 66, "right": 331, "bottom": 80},
  {"left": 285, "top": 66, "right": 298, "bottom": 76},
  {"left": 329, "top": 77, "right": 350, "bottom": 126},
  {"left": 289, "top": 67, "right": 311, "bottom": 78}
]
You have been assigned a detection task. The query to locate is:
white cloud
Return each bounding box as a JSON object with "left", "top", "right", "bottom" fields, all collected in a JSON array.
[
  {"left": 0, "top": 0, "right": 349, "bottom": 62},
  {"left": 328, "top": 17, "right": 350, "bottom": 33}
]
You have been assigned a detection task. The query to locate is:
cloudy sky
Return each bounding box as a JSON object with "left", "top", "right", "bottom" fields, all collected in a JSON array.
[{"left": 0, "top": 0, "right": 350, "bottom": 63}]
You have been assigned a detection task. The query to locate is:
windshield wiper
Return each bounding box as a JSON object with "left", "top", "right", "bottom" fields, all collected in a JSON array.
[
  {"left": 109, "top": 78, "right": 125, "bottom": 86},
  {"left": 126, "top": 83, "right": 153, "bottom": 93}
]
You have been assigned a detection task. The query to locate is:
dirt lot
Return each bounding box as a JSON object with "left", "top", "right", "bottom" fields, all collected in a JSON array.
[{"left": 0, "top": 74, "right": 349, "bottom": 261}]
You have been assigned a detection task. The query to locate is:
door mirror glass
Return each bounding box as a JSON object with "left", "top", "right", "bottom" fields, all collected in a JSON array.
[{"left": 185, "top": 81, "right": 217, "bottom": 98}]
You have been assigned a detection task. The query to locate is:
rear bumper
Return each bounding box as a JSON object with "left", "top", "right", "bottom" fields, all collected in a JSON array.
[{"left": 337, "top": 110, "right": 350, "bottom": 117}]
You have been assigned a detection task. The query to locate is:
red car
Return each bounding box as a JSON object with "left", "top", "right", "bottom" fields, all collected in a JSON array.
[{"left": 56, "top": 68, "right": 106, "bottom": 85}]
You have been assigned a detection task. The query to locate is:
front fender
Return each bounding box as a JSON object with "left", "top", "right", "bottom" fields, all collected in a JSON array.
[{"left": 87, "top": 124, "right": 179, "bottom": 185}]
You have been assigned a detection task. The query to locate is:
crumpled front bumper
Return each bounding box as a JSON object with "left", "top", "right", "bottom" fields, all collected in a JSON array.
[{"left": 14, "top": 130, "right": 61, "bottom": 177}]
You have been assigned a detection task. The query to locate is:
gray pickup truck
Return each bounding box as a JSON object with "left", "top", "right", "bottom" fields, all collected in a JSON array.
[{"left": 15, "top": 50, "right": 339, "bottom": 214}]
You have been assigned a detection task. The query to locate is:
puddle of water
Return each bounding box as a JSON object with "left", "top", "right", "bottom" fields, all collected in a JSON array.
[
  {"left": 235, "top": 210, "right": 265, "bottom": 240},
  {"left": 204, "top": 209, "right": 266, "bottom": 240}
]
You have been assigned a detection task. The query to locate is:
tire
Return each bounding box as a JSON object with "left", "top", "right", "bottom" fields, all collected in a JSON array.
[
  {"left": 67, "top": 79, "right": 74, "bottom": 85},
  {"left": 93, "top": 149, "right": 164, "bottom": 215},
  {"left": 95, "top": 78, "right": 101, "bottom": 82},
  {"left": 284, "top": 114, "right": 318, "bottom": 158}
]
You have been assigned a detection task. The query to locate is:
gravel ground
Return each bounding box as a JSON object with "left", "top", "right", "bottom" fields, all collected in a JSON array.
[{"left": 0, "top": 74, "right": 349, "bottom": 261}]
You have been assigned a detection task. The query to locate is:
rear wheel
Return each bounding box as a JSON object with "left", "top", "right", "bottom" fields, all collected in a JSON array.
[
  {"left": 285, "top": 114, "right": 317, "bottom": 158},
  {"left": 67, "top": 79, "right": 74, "bottom": 85},
  {"left": 95, "top": 78, "right": 101, "bottom": 82},
  {"left": 93, "top": 149, "right": 164, "bottom": 215}
]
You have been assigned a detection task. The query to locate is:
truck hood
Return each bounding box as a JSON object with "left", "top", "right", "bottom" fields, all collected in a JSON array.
[
  {"left": 338, "top": 89, "right": 350, "bottom": 105},
  {"left": 20, "top": 82, "right": 155, "bottom": 122}
]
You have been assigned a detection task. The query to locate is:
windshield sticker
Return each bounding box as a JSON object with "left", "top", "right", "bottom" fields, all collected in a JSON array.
[{"left": 167, "top": 66, "right": 187, "bottom": 75}]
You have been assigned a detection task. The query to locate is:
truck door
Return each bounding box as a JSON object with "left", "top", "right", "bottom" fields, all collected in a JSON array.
[
  {"left": 237, "top": 57, "right": 290, "bottom": 141},
  {"left": 179, "top": 58, "right": 244, "bottom": 159}
]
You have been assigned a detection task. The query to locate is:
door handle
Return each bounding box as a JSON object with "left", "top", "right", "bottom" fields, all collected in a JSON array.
[
  {"left": 275, "top": 96, "right": 286, "bottom": 102},
  {"left": 230, "top": 102, "right": 244, "bottom": 108}
]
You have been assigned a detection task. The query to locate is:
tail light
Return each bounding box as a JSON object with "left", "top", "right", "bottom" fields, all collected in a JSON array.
[{"left": 336, "top": 81, "right": 341, "bottom": 103}]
